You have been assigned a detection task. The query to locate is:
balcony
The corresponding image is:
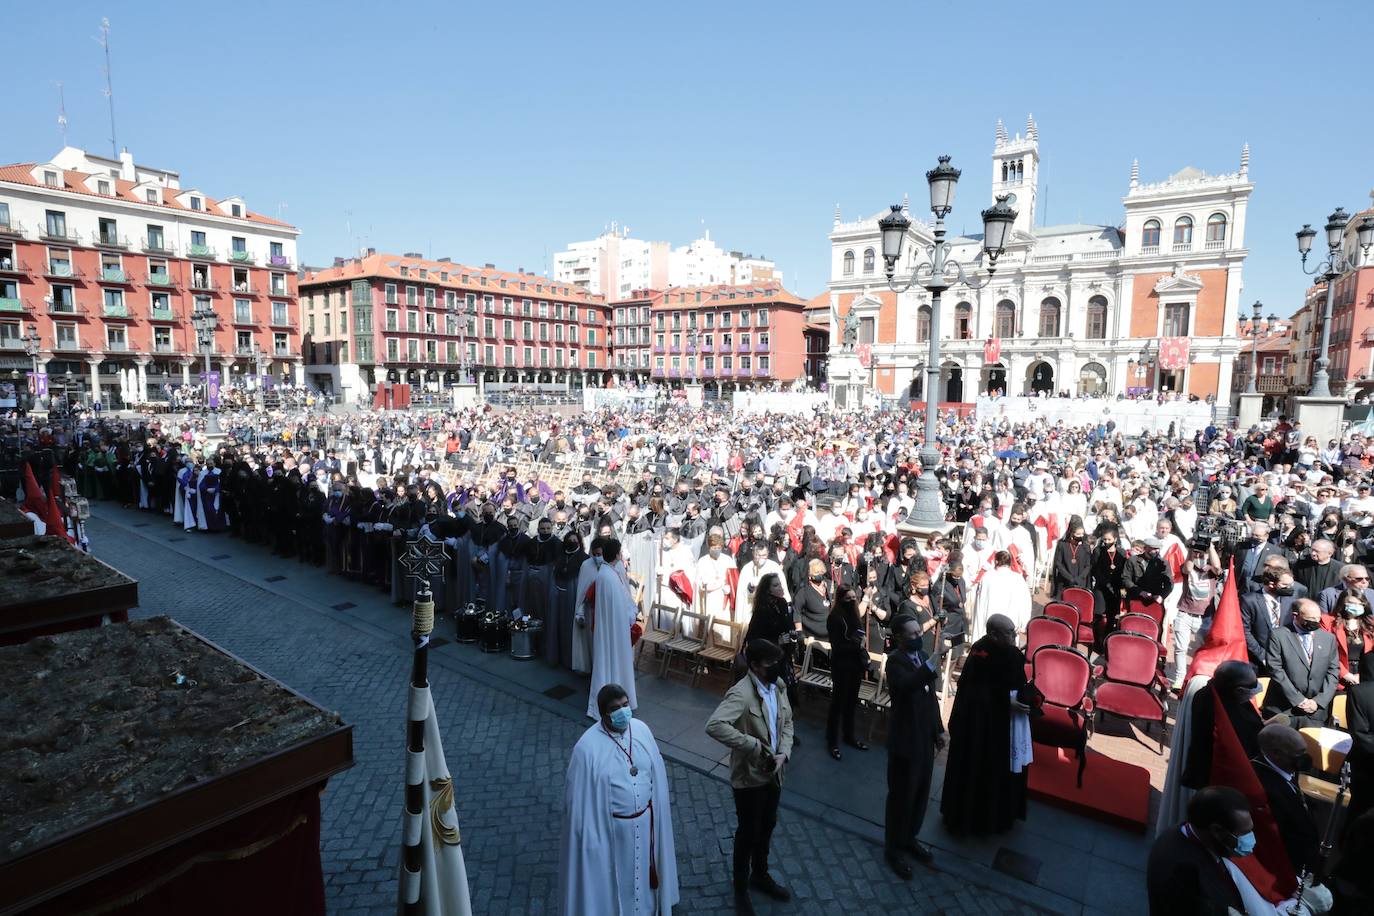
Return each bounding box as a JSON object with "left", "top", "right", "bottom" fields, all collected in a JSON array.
[
  {"left": 235, "top": 345, "right": 257, "bottom": 356},
  {"left": 102, "top": 303, "right": 132, "bottom": 319},
  {"left": 0, "top": 220, "right": 26, "bottom": 239},
  {"left": 0, "top": 296, "right": 25, "bottom": 313},
  {"left": 701, "top": 366, "right": 715, "bottom": 378},
  {"left": 1140, "top": 245, "right": 1160, "bottom": 256},
  {"left": 47, "top": 301, "right": 87, "bottom": 318},
  {"left": 99, "top": 268, "right": 131, "bottom": 284},
  {"left": 149, "top": 306, "right": 178, "bottom": 322},
  {"left": 145, "top": 272, "right": 178, "bottom": 288},
  {"left": 754, "top": 342, "right": 769, "bottom": 353},
  {"left": 44, "top": 263, "right": 81, "bottom": 280},
  {"left": 1205, "top": 239, "right": 1225, "bottom": 250},
  {"left": 735, "top": 341, "right": 749, "bottom": 352},
  {"left": 1171, "top": 242, "right": 1192, "bottom": 254},
  {"left": 153, "top": 342, "right": 181, "bottom": 354},
  {"left": 755, "top": 366, "right": 769, "bottom": 377},
  {"left": 188, "top": 276, "right": 219, "bottom": 293},
  {"left": 273, "top": 346, "right": 293, "bottom": 358},
  {"left": 0, "top": 259, "right": 30, "bottom": 278},
  {"left": 38, "top": 227, "right": 81, "bottom": 245},
  {"left": 1256, "top": 374, "right": 1287, "bottom": 394},
  {"left": 95, "top": 233, "right": 130, "bottom": 251},
  {"left": 268, "top": 254, "right": 292, "bottom": 269},
  {"left": 0, "top": 337, "right": 25, "bottom": 350},
  {"left": 230, "top": 313, "right": 260, "bottom": 327},
  {"left": 104, "top": 340, "right": 131, "bottom": 353},
  {"left": 652, "top": 344, "right": 665, "bottom": 354},
  {"left": 229, "top": 283, "right": 257, "bottom": 296},
  {"left": 669, "top": 344, "right": 681, "bottom": 354},
  {"left": 229, "top": 250, "right": 255, "bottom": 265},
  {"left": 187, "top": 245, "right": 217, "bottom": 260},
  {"left": 651, "top": 367, "right": 664, "bottom": 378},
  {"left": 269, "top": 314, "right": 296, "bottom": 329},
  {"left": 55, "top": 339, "right": 83, "bottom": 352},
  {"left": 142, "top": 238, "right": 176, "bottom": 256}
]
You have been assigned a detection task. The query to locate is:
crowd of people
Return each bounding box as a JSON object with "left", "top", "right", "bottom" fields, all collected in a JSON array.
[{"left": 7, "top": 394, "right": 1374, "bottom": 914}]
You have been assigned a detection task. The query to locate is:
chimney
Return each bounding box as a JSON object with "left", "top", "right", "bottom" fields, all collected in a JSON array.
[
  {"left": 367, "top": 247, "right": 376, "bottom": 256},
  {"left": 484, "top": 263, "right": 496, "bottom": 269},
  {"left": 333, "top": 257, "right": 345, "bottom": 267},
  {"left": 403, "top": 251, "right": 422, "bottom": 258},
  {"left": 437, "top": 256, "right": 451, "bottom": 263},
  {"left": 119, "top": 148, "right": 136, "bottom": 181}
]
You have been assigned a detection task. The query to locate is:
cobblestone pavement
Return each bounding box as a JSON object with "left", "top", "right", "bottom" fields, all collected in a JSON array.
[{"left": 90, "top": 509, "right": 1047, "bottom": 915}]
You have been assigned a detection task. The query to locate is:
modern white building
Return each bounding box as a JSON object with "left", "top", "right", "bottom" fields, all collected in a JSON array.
[
  {"left": 824, "top": 116, "right": 1252, "bottom": 406},
  {"left": 554, "top": 227, "right": 780, "bottom": 298}
]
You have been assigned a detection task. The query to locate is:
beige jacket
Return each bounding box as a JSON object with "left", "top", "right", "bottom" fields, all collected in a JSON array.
[{"left": 705, "top": 674, "right": 795, "bottom": 788}]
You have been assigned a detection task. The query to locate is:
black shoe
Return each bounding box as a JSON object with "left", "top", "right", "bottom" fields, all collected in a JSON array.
[
  {"left": 885, "top": 851, "right": 913, "bottom": 880},
  {"left": 734, "top": 889, "right": 756, "bottom": 915},
  {"left": 907, "top": 841, "right": 934, "bottom": 864},
  {"left": 750, "top": 873, "right": 791, "bottom": 902},
  {"left": 845, "top": 739, "right": 869, "bottom": 751},
  {"left": 829, "top": 746, "right": 842, "bottom": 761}
]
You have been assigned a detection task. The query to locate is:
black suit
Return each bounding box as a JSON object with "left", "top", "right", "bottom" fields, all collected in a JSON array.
[
  {"left": 1237, "top": 591, "right": 1296, "bottom": 673},
  {"left": 884, "top": 649, "right": 943, "bottom": 855},
  {"left": 1232, "top": 539, "right": 1284, "bottom": 593},
  {"left": 1146, "top": 826, "right": 1244, "bottom": 916},
  {"left": 1346, "top": 680, "right": 1374, "bottom": 822},
  {"left": 1294, "top": 558, "right": 1342, "bottom": 599},
  {"left": 1250, "top": 756, "right": 1319, "bottom": 874},
  {"left": 1261, "top": 625, "right": 1340, "bottom": 727}
]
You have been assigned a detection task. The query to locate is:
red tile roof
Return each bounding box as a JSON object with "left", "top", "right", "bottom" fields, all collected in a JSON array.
[
  {"left": 614, "top": 282, "right": 807, "bottom": 308},
  {"left": 301, "top": 253, "right": 604, "bottom": 305},
  {"left": 0, "top": 162, "right": 296, "bottom": 229}
]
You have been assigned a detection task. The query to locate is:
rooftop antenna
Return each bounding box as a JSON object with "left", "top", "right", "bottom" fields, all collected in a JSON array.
[
  {"left": 55, "top": 82, "right": 68, "bottom": 146},
  {"left": 94, "top": 18, "right": 117, "bottom": 158},
  {"left": 277, "top": 201, "right": 288, "bottom": 221}
]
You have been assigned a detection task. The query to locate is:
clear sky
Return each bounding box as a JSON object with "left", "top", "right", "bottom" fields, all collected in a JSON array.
[{"left": 2, "top": 0, "right": 1371, "bottom": 314}]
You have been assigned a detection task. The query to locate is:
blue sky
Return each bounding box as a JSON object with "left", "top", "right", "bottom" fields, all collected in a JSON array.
[{"left": 3, "top": 0, "right": 1372, "bottom": 314}]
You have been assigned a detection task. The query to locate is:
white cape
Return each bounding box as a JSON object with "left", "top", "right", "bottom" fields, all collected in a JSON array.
[
  {"left": 587, "top": 561, "right": 639, "bottom": 719},
  {"left": 970, "top": 566, "right": 1032, "bottom": 642},
  {"left": 1156, "top": 674, "right": 1209, "bottom": 836},
  {"left": 559, "top": 720, "right": 679, "bottom": 916}
]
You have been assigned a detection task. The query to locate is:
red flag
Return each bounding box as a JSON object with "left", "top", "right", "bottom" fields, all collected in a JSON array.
[
  {"left": 1184, "top": 559, "right": 1248, "bottom": 683},
  {"left": 45, "top": 468, "right": 73, "bottom": 543},
  {"left": 856, "top": 343, "right": 872, "bottom": 368},
  {"left": 1208, "top": 684, "right": 1297, "bottom": 902},
  {"left": 984, "top": 336, "right": 1001, "bottom": 364},
  {"left": 20, "top": 463, "right": 46, "bottom": 516},
  {"left": 1159, "top": 337, "right": 1191, "bottom": 371}
]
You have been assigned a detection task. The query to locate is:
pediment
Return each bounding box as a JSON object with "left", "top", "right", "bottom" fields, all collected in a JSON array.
[{"left": 1153, "top": 264, "right": 1204, "bottom": 294}]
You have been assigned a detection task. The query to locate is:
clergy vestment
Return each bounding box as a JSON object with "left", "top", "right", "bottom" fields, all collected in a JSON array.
[
  {"left": 695, "top": 551, "right": 735, "bottom": 626},
  {"left": 559, "top": 719, "right": 679, "bottom": 915},
  {"left": 572, "top": 556, "right": 600, "bottom": 674},
  {"left": 970, "top": 567, "right": 1032, "bottom": 643},
  {"left": 587, "top": 561, "right": 640, "bottom": 719}
]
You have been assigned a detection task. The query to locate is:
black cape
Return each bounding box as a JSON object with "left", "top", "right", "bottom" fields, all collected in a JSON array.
[{"left": 940, "top": 634, "right": 1028, "bottom": 835}]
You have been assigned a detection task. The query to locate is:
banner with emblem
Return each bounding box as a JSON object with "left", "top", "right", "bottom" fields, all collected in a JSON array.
[
  {"left": 984, "top": 336, "right": 1001, "bottom": 365},
  {"left": 856, "top": 343, "right": 872, "bottom": 368},
  {"left": 1159, "top": 337, "right": 1191, "bottom": 371}
]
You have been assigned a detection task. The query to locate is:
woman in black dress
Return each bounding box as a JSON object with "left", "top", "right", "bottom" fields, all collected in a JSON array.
[
  {"left": 826, "top": 586, "right": 870, "bottom": 760},
  {"left": 1051, "top": 515, "right": 1092, "bottom": 597},
  {"left": 549, "top": 532, "right": 587, "bottom": 670}
]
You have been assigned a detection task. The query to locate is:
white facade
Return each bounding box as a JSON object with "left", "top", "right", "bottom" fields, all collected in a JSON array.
[
  {"left": 554, "top": 228, "right": 778, "bottom": 297},
  {"left": 825, "top": 117, "right": 1252, "bottom": 405}
]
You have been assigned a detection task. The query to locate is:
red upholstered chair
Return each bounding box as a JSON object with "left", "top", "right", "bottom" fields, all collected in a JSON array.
[
  {"left": 1043, "top": 603, "right": 1079, "bottom": 640},
  {"left": 1093, "top": 632, "right": 1167, "bottom": 752},
  {"left": 1127, "top": 598, "right": 1164, "bottom": 629},
  {"left": 1029, "top": 645, "right": 1094, "bottom": 787},
  {"left": 1024, "top": 616, "right": 1075, "bottom": 679},
  {"left": 1117, "top": 612, "right": 1161, "bottom": 642},
  {"left": 1063, "top": 587, "right": 1096, "bottom": 645}
]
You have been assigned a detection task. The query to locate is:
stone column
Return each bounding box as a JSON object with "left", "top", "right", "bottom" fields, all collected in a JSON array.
[
  {"left": 180, "top": 359, "right": 192, "bottom": 387},
  {"left": 293, "top": 360, "right": 304, "bottom": 385},
  {"left": 35, "top": 357, "right": 50, "bottom": 410},
  {"left": 134, "top": 358, "right": 150, "bottom": 404},
  {"left": 86, "top": 358, "right": 102, "bottom": 408}
]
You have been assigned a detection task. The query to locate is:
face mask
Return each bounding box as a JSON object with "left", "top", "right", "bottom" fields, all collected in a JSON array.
[
  {"left": 811, "top": 573, "right": 825, "bottom": 583},
  {"left": 1229, "top": 830, "right": 1257, "bottom": 858},
  {"left": 608, "top": 706, "right": 633, "bottom": 731},
  {"left": 1345, "top": 605, "right": 1365, "bottom": 617},
  {"left": 755, "top": 663, "right": 780, "bottom": 685},
  {"left": 1294, "top": 752, "right": 1314, "bottom": 773},
  {"left": 1299, "top": 619, "right": 1322, "bottom": 633},
  {"left": 902, "top": 635, "right": 923, "bottom": 653},
  {"left": 1273, "top": 585, "right": 1295, "bottom": 597}
]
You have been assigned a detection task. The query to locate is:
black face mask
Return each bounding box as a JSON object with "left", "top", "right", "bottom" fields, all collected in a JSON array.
[
  {"left": 1273, "top": 585, "right": 1295, "bottom": 597},
  {"left": 1298, "top": 618, "right": 1322, "bottom": 633},
  {"left": 1294, "top": 752, "right": 1314, "bottom": 773}
]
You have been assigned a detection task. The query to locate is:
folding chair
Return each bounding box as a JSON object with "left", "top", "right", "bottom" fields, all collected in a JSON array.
[
  {"left": 798, "top": 637, "right": 834, "bottom": 695},
  {"left": 697, "top": 617, "right": 746, "bottom": 686},
  {"left": 635, "top": 604, "right": 678, "bottom": 671},
  {"left": 661, "top": 609, "right": 709, "bottom": 680},
  {"left": 861, "top": 655, "right": 891, "bottom": 743}
]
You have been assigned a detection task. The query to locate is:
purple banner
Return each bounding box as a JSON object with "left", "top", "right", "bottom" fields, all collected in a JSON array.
[
  {"left": 205, "top": 370, "right": 221, "bottom": 408},
  {"left": 36, "top": 372, "right": 47, "bottom": 397}
]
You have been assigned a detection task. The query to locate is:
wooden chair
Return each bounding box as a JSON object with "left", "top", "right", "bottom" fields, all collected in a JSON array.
[
  {"left": 635, "top": 605, "right": 678, "bottom": 671},
  {"left": 858, "top": 651, "right": 886, "bottom": 705},
  {"left": 661, "top": 610, "right": 709, "bottom": 680},
  {"left": 1297, "top": 726, "right": 1350, "bottom": 805},
  {"left": 798, "top": 637, "right": 834, "bottom": 695},
  {"left": 698, "top": 617, "right": 745, "bottom": 685},
  {"left": 1332, "top": 693, "right": 1348, "bottom": 728},
  {"left": 861, "top": 655, "right": 891, "bottom": 742}
]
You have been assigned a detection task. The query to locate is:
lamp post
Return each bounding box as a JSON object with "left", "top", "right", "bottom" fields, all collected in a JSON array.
[
  {"left": 1127, "top": 345, "right": 1155, "bottom": 390},
  {"left": 878, "top": 155, "right": 1017, "bottom": 529},
  {"left": 191, "top": 300, "right": 222, "bottom": 434},
  {"left": 21, "top": 322, "right": 43, "bottom": 412},
  {"left": 1244, "top": 301, "right": 1280, "bottom": 395},
  {"left": 686, "top": 328, "right": 699, "bottom": 384},
  {"left": 1297, "top": 208, "right": 1374, "bottom": 397},
  {"left": 251, "top": 342, "right": 265, "bottom": 410},
  {"left": 64, "top": 370, "right": 76, "bottom": 412}
]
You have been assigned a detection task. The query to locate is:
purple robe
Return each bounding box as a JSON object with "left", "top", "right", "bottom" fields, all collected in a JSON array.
[{"left": 197, "top": 469, "right": 227, "bottom": 532}]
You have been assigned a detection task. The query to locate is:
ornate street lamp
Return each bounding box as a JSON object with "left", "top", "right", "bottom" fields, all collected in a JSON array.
[
  {"left": 191, "top": 300, "right": 222, "bottom": 434},
  {"left": 1297, "top": 208, "right": 1374, "bottom": 397},
  {"left": 21, "top": 322, "right": 44, "bottom": 412},
  {"left": 1244, "top": 301, "right": 1281, "bottom": 395},
  {"left": 879, "top": 156, "right": 1017, "bottom": 529}
]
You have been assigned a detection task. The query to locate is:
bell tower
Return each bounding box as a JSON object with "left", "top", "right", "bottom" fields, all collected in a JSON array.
[{"left": 992, "top": 114, "right": 1039, "bottom": 235}]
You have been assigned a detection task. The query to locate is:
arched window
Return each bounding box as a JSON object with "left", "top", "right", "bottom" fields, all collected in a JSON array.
[
  {"left": 1206, "top": 213, "right": 1227, "bottom": 243},
  {"left": 1001, "top": 162, "right": 1008, "bottom": 182},
  {"left": 862, "top": 248, "right": 875, "bottom": 274},
  {"left": 842, "top": 250, "right": 854, "bottom": 276},
  {"left": 1086, "top": 295, "right": 1108, "bottom": 339},
  {"left": 1173, "top": 216, "right": 1193, "bottom": 246},
  {"left": 955, "top": 301, "right": 973, "bottom": 339},
  {"left": 995, "top": 300, "right": 1016, "bottom": 338},
  {"left": 916, "top": 304, "right": 931, "bottom": 342},
  {"left": 1141, "top": 219, "right": 1161, "bottom": 248},
  {"left": 1038, "top": 297, "right": 1061, "bottom": 337}
]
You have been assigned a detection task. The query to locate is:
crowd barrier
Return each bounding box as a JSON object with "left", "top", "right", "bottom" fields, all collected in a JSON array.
[
  {"left": 974, "top": 395, "right": 1215, "bottom": 436},
  {"left": 731, "top": 391, "right": 829, "bottom": 416}
]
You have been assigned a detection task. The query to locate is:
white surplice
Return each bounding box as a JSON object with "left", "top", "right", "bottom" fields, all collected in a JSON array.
[
  {"left": 970, "top": 566, "right": 1032, "bottom": 642},
  {"left": 559, "top": 720, "right": 679, "bottom": 916}
]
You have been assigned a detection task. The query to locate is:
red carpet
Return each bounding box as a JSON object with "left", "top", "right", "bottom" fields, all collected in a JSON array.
[{"left": 1027, "top": 743, "right": 1151, "bottom": 833}]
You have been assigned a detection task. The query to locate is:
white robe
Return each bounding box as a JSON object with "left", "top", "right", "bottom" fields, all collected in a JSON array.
[
  {"left": 559, "top": 720, "right": 679, "bottom": 916},
  {"left": 656, "top": 543, "right": 697, "bottom": 634},
  {"left": 572, "top": 557, "right": 600, "bottom": 674},
  {"left": 695, "top": 551, "right": 734, "bottom": 626},
  {"left": 587, "top": 561, "right": 640, "bottom": 719},
  {"left": 971, "top": 566, "right": 1032, "bottom": 642}
]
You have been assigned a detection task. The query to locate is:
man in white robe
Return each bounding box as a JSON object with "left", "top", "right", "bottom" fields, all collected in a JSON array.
[
  {"left": 695, "top": 532, "right": 735, "bottom": 629},
  {"left": 656, "top": 528, "right": 698, "bottom": 635},
  {"left": 560, "top": 683, "right": 679, "bottom": 916},
  {"left": 572, "top": 543, "right": 603, "bottom": 674},
  {"left": 587, "top": 539, "right": 641, "bottom": 720},
  {"left": 970, "top": 551, "right": 1032, "bottom": 642}
]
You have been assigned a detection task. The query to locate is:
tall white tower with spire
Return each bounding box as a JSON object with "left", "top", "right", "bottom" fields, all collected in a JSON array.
[{"left": 991, "top": 114, "right": 1039, "bottom": 235}]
